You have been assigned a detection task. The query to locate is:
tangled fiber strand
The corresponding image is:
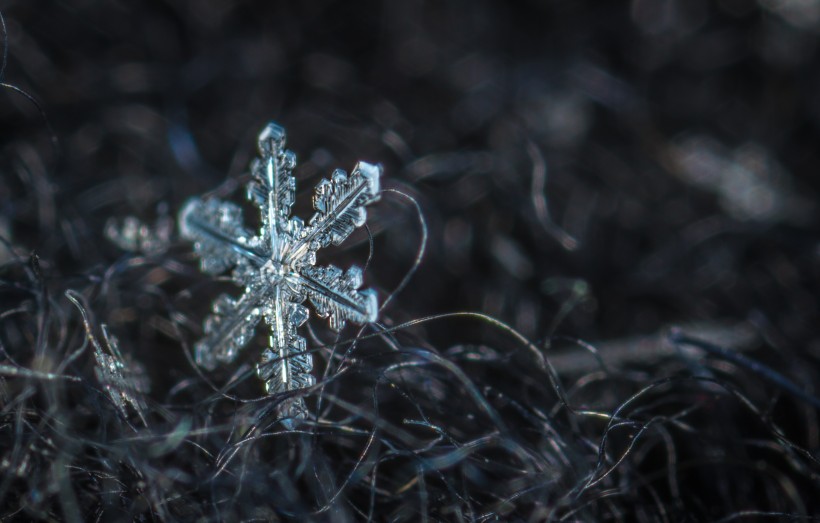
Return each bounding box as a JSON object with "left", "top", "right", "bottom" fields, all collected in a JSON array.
[{"left": 2, "top": 0, "right": 820, "bottom": 521}]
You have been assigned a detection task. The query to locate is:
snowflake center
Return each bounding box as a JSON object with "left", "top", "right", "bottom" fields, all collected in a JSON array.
[{"left": 261, "top": 259, "right": 286, "bottom": 281}]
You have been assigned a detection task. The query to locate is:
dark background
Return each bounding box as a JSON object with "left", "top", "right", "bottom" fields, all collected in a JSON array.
[{"left": 2, "top": 0, "right": 820, "bottom": 520}]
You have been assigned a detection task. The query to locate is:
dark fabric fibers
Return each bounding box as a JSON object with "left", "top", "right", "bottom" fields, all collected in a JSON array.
[{"left": 2, "top": 1, "right": 820, "bottom": 521}]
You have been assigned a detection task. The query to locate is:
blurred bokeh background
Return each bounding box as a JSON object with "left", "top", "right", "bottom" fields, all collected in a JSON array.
[
  {"left": 4, "top": 0, "right": 820, "bottom": 341},
  {"left": 2, "top": 1, "right": 820, "bottom": 520}
]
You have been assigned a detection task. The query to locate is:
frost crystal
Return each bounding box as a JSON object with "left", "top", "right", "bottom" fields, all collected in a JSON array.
[
  {"left": 179, "top": 122, "right": 381, "bottom": 425},
  {"left": 105, "top": 204, "right": 173, "bottom": 256},
  {"left": 92, "top": 325, "right": 150, "bottom": 426},
  {"left": 66, "top": 290, "right": 149, "bottom": 426}
]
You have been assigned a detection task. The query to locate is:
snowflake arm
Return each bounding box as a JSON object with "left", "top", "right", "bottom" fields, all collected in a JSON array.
[
  {"left": 292, "top": 264, "right": 378, "bottom": 331},
  {"left": 194, "top": 290, "right": 264, "bottom": 370},
  {"left": 179, "top": 198, "right": 266, "bottom": 275},
  {"left": 255, "top": 286, "right": 314, "bottom": 394},
  {"left": 249, "top": 122, "right": 297, "bottom": 259},
  {"left": 284, "top": 162, "right": 381, "bottom": 266}
]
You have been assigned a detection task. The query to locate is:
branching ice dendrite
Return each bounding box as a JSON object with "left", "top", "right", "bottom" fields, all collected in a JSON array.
[
  {"left": 179, "top": 122, "right": 381, "bottom": 426},
  {"left": 92, "top": 325, "right": 150, "bottom": 426},
  {"left": 66, "top": 290, "right": 149, "bottom": 426},
  {"left": 105, "top": 203, "right": 174, "bottom": 256}
]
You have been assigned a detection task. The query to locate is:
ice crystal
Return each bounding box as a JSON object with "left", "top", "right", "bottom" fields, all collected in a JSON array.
[
  {"left": 179, "top": 122, "right": 381, "bottom": 425},
  {"left": 105, "top": 204, "right": 174, "bottom": 255},
  {"left": 66, "top": 290, "right": 149, "bottom": 426},
  {"left": 91, "top": 325, "right": 150, "bottom": 425}
]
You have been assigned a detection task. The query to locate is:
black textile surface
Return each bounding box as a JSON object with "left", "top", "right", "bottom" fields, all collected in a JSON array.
[{"left": 1, "top": 1, "right": 820, "bottom": 521}]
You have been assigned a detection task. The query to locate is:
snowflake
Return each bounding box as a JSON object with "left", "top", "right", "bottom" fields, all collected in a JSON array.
[
  {"left": 104, "top": 204, "right": 173, "bottom": 256},
  {"left": 179, "top": 122, "right": 381, "bottom": 424},
  {"left": 66, "top": 290, "right": 149, "bottom": 426}
]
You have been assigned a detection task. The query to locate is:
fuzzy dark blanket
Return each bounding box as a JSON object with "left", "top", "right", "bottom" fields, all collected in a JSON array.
[{"left": 2, "top": 1, "right": 820, "bottom": 521}]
